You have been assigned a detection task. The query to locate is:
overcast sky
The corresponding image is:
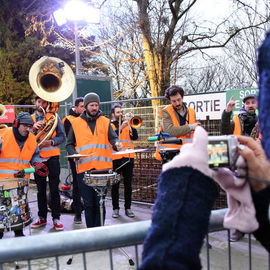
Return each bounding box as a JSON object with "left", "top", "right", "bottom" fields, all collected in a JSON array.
[{"left": 193, "top": 0, "right": 231, "bottom": 21}]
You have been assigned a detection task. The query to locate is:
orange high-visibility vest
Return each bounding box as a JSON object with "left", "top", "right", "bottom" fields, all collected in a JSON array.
[
  {"left": 111, "top": 124, "right": 134, "bottom": 160},
  {"left": 155, "top": 105, "right": 196, "bottom": 160},
  {"left": 62, "top": 115, "right": 76, "bottom": 126},
  {"left": 71, "top": 116, "right": 113, "bottom": 173},
  {"left": 31, "top": 112, "right": 60, "bottom": 158},
  {"left": 0, "top": 127, "right": 37, "bottom": 178},
  {"left": 233, "top": 115, "right": 262, "bottom": 139},
  {"left": 232, "top": 115, "right": 241, "bottom": 135}
]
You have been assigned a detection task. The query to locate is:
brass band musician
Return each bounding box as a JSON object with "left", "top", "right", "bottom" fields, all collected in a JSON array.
[
  {"left": 62, "top": 97, "right": 85, "bottom": 224},
  {"left": 110, "top": 104, "right": 138, "bottom": 218},
  {"left": 30, "top": 97, "right": 65, "bottom": 231},
  {"left": 0, "top": 112, "right": 41, "bottom": 238},
  {"left": 66, "top": 92, "right": 121, "bottom": 228}
]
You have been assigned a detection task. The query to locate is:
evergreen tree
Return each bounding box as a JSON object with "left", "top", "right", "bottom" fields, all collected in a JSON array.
[{"left": 0, "top": 0, "right": 47, "bottom": 104}]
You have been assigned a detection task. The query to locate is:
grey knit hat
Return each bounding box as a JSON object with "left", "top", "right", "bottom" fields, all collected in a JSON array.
[
  {"left": 16, "top": 112, "right": 33, "bottom": 126},
  {"left": 84, "top": 92, "right": 100, "bottom": 107}
]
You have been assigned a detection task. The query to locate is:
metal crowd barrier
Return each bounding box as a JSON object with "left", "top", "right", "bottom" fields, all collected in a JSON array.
[{"left": 0, "top": 209, "right": 269, "bottom": 270}]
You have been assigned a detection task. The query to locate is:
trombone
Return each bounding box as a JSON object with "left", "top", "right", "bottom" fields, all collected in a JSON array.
[{"left": 124, "top": 112, "right": 143, "bottom": 135}]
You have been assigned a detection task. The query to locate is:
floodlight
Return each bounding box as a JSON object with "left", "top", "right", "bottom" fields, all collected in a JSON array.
[
  {"left": 85, "top": 6, "right": 100, "bottom": 24},
  {"left": 53, "top": 9, "right": 67, "bottom": 26},
  {"left": 52, "top": 0, "right": 101, "bottom": 104},
  {"left": 64, "top": 0, "right": 87, "bottom": 22}
]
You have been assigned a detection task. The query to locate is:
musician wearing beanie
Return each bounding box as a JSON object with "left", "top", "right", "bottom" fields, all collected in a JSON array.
[
  {"left": 0, "top": 112, "right": 41, "bottom": 239},
  {"left": 66, "top": 92, "right": 121, "bottom": 228}
]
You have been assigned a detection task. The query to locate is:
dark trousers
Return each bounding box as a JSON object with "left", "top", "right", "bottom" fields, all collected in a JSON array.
[
  {"left": 112, "top": 158, "right": 134, "bottom": 210},
  {"left": 0, "top": 229, "right": 23, "bottom": 239},
  {"left": 77, "top": 173, "right": 106, "bottom": 228},
  {"left": 69, "top": 159, "right": 82, "bottom": 216},
  {"left": 35, "top": 156, "right": 61, "bottom": 220}
]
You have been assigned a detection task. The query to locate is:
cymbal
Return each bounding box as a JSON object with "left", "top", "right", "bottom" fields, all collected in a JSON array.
[
  {"left": 65, "top": 154, "right": 89, "bottom": 159},
  {"left": 159, "top": 148, "right": 180, "bottom": 151},
  {"left": 112, "top": 149, "right": 147, "bottom": 155}
]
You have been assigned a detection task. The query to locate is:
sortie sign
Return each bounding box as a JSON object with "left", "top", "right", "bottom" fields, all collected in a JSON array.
[
  {"left": 184, "top": 92, "right": 226, "bottom": 120},
  {"left": 225, "top": 88, "right": 259, "bottom": 115}
]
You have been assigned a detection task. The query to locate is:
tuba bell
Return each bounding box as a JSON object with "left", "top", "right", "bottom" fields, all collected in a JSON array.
[
  {"left": 29, "top": 56, "right": 75, "bottom": 102},
  {"left": 29, "top": 56, "right": 75, "bottom": 146}
]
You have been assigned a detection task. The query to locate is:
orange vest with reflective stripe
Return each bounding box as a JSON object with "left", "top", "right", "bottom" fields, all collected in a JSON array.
[
  {"left": 111, "top": 124, "right": 134, "bottom": 160},
  {"left": 232, "top": 115, "right": 241, "bottom": 135},
  {"left": 155, "top": 105, "right": 196, "bottom": 160},
  {"left": 31, "top": 112, "right": 60, "bottom": 158},
  {"left": 0, "top": 127, "right": 37, "bottom": 178},
  {"left": 62, "top": 115, "right": 76, "bottom": 126},
  {"left": 71, "top": 116, "right": 113, "bottom": 173}
]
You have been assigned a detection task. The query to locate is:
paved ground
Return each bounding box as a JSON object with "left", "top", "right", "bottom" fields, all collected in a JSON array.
[
  {"left": 1, "top": 184, "right": 269, "bottom": 270},
  {"left": 2, "top": 184, "right": 152, "bottom": 270}
]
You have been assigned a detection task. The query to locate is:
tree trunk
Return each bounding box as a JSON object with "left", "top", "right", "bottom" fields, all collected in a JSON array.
[{"left": 141, "top": 33, "right": 161, "bottom": 130}]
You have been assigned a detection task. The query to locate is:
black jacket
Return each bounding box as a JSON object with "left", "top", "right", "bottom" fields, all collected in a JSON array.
[{"left": 220, "top": 108, "right": 258, "bottom": 136}]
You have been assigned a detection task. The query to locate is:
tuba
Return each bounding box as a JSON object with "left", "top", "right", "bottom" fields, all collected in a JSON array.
[
  {"left": 0, "top": 104, "right": 8, "bottom": 129},
  {"left": 29, "top": 56, "right": 75, "bottom": 146}
]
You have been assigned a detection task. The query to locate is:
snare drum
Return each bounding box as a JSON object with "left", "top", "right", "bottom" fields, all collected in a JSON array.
[
  {"left": 83, "top": 172, "right": 120, "bottom": 187},
  {"left": 0, "top": 178, "right": 31, "bottom": 232}
]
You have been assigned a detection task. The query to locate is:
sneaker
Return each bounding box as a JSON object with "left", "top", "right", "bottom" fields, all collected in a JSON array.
[
  {"left": 74, "top": 215, "right": 82, "bottom": 224},
  {"left": 230, "top": 230, "right": 245, "bottom": 242},
  {"left": 112, "top": 209, "right": 119, "bottom": 218},
  {"left": 53, "top": 219, "right": 64, "bottom": 231},
  {"left": 125, "top": 209, "right": 135, "bottom": 218},
  {"left": 31, "top": 217, "right": 47, "bottom": 229}
]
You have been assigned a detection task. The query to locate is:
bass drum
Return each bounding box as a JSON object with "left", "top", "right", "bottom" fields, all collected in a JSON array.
[{"left": 0, "top": 178, "right": 31, "bottom": 232}]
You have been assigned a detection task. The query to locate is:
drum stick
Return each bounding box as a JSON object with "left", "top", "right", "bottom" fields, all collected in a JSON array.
[{"left": 118, "top": 114, "right": 121, "bottom": 138}]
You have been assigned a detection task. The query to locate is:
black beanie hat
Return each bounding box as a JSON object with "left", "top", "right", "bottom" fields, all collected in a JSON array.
[{"left": 16, "top": 112, "right": 33, "bottom": 126}]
